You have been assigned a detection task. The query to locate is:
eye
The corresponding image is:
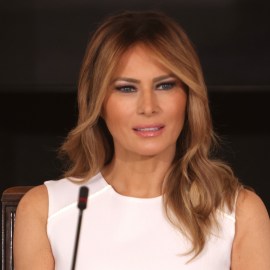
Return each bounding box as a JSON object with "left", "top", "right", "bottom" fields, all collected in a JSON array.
[
  {"left": 156, "top": 81, "right": 176, "bottom": 90},
  {"left": 115, "top": 85, "right": 136, "bottom": 93}
]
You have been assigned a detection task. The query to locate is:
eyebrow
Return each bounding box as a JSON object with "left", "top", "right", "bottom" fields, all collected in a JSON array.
[{"left": 111, "top": 74, "right": 176, "bottom": 84}]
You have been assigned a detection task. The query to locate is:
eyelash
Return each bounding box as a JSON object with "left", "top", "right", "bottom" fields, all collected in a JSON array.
[
  {"left": 156, "top": 81, "right": 176, "bottom": 90},
  {"left": 115, "top": 81, "right": 177, "bottom": 93},
  {"left": 115, "top": 85, "right": 136, "bottom": 93}
]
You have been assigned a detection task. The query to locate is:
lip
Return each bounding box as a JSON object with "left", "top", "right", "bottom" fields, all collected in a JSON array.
[{"left": 132, "top": 124, "right": 165, "bottom": 137}]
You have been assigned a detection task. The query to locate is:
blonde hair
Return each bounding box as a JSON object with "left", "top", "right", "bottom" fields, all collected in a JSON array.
[{"left": 60, "top": 11, "right": 241, "bottom": 258}]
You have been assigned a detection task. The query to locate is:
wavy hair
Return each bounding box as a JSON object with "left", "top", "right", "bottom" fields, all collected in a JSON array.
[{"left": 60, "top": 11, "right": 241, "bottom": 258}]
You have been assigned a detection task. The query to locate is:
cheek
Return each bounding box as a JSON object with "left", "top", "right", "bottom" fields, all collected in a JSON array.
[
  {"left": 169, "top": 93, "right": 187, "bottom": 119},
  {"left": 103, "top": 96, "right": 132, "bottom": 130},
  {"left": 168, "top": 95, "right": 187, "bottom": 135}
]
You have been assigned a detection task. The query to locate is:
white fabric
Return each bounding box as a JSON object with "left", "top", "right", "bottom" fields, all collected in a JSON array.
[{"left": 45, "top": 173, "right": 235, "bottom": 270}]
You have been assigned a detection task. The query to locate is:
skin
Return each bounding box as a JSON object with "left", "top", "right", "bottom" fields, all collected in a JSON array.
[
  {"left": 14, "top": 185, "right": 54, "bottom": 269},
  {"left": 231, "top": 190, "right": 270, "bottom": 269},
  {"left": 101, "top": 44, "right": 187, "bottom": 198},
  {"left": 13, "top": 44, "right": 270, "bottom": 269}
]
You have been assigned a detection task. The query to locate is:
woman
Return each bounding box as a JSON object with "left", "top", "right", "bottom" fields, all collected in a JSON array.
[{"left": 14, "top": 11, "right": 270, "bottom": 269}]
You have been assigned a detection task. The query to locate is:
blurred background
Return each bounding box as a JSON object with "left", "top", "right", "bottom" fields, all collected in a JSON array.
[{"left": 0, "top": 0, "right": 269, "bottom": 214}]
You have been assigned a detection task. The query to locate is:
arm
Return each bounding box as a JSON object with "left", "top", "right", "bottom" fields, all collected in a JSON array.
[
  {"left": 231, "top": 189, "right": 270, "bottom": 269},
  {"left": 13, "top": 185, "right": 54, "bottom": 270}
]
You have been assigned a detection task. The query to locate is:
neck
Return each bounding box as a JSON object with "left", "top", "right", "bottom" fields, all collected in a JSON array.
[{"left": 102, "top": 154, "right": 173, "bottom": 198}]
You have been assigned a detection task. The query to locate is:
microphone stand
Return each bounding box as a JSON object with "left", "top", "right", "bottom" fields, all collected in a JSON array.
[{"left": 71, "top": 186, "right": 89, "bottom": 270}]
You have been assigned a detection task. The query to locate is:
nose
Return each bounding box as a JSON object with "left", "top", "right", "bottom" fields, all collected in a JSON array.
[{"left": 137, "top": 89, "right": 160, "bottom": 116}]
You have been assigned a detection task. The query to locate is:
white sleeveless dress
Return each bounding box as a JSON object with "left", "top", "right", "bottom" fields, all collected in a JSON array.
[{"left": 44, "top": 173, "right": 235, "bottom": 270}]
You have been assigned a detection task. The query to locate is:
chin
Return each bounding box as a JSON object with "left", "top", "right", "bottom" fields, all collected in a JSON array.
[{"left": 133, "top": 145, "right": 175, "bottom": 158}]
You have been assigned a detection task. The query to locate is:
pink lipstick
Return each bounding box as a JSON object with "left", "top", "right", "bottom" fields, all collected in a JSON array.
[{"left": 133, "top": 125, "right": 165, "bottom": 137}]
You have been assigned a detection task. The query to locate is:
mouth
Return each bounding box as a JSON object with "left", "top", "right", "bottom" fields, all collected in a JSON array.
[{"left": 133, "top": 125, "right": 165, "bottom": 137}]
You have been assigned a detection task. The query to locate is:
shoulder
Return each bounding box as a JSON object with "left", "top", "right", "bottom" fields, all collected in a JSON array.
[
  {"left": 17, "top": 185, "right": 48, "bottom": 221},
  {"left": 231, "top": 189, "right": 270, "bottom": 269},
  {"left": 236, "top": 189, "right": 269, "bottom": 225},
  {"left": 235, "top": 189, "right": 270, "bottom": 237},
  {"left": 45, "top": 172, "right": 107, "bottom": 196},
  {"left": 44, "top": 173, "right": 108, "bottom": 217},
  {"left": 14, "top": 185, "right": 55, "bottom": 269}
]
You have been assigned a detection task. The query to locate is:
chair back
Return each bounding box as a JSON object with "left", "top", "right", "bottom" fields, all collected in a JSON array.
[{"left": 1, "top": 186, "right": 33, "bottom": 270}]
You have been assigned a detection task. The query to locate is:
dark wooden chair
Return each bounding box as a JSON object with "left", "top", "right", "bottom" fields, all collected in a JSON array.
[{"left": 1, "top": 186, "right": 33, "bottom": 270}]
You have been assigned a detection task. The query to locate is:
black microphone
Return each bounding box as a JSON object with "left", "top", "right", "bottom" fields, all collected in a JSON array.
[{"left": 71, "top": 186, "right": 89, "bottom": 270}]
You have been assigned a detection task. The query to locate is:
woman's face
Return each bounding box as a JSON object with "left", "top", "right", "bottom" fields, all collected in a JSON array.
[{"left": 102, "top": 44, "right": 187, "bottom": 160}]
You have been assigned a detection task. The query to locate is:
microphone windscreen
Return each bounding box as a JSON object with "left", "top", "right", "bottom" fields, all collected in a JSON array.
[{"left": 78, "top": 186, "right": 89, "bottom": 210}]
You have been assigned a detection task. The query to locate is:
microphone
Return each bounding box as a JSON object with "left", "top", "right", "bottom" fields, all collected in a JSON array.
[{"left": 71, "top": 186, "right": 89, "bottom": 270}]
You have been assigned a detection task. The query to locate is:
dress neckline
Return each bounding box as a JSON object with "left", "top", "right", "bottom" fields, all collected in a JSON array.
[{"left": 97, "top": 172, "right": 163, "bottom": 202}]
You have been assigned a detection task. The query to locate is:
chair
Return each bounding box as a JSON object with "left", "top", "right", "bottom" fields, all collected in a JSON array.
[{"left": 1, "top": 186, "right": 33, "bottom": 270}]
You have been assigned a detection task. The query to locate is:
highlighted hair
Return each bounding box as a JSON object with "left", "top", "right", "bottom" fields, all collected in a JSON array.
[{"left": 60, "top": 11, "right": 241, "bottom": 258}]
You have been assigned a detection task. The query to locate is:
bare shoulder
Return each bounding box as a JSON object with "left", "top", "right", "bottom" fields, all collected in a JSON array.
[
  {"left": 231, "top": 189, "right": 270, "bottom": 270},
  {"left": 236, "top": 189, "right": 269, "bottom": 221},
  {"left": 14, "top": 185, "right": 54, "bottom": 269},
  {"left": 17, "top": 184, "right": 48, "bottom": 217}
]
